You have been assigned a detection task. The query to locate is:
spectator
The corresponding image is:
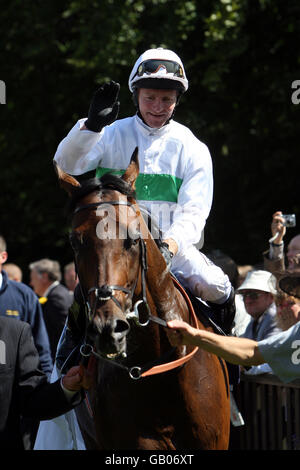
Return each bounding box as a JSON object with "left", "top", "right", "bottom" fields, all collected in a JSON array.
[
  {"left": 235, "top": 269, "right": 281, "bottom": 375},
  {"left": 0, "top": 236, "right": 53, "bottom": 449},
  {"left": 0, "top": 236, "right": 52, "bottom": 376},
  {"left": 29, "top": 259, "right": 73, "bottom": 362},
  {"left": 263, "top": 210, "right": 300, "bottom": 274},
  {"left": 167, "top": 314, "right": 300, "bottom": 384},
  {"left": 237, "top": 270, "right": 280, "bottom": 340},
  {"left": 0, "top": 316, "right": 90, "bottom": 449},
  {"left": 3, "top": 262, "right": 23, "bottom": 282},
  {"left": 275, "top": 291, "right": 300, "bottom": 331},
  {"left": 279, "top": 270, "right": 300, "bottom": 298},
  {"left": 64, "top": 262, "right": 79, "bottom": 293}
]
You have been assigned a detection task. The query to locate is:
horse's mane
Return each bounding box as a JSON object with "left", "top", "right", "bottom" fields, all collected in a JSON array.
[{"left": 67, "top": 173, "right": 136, "bottom": 214}]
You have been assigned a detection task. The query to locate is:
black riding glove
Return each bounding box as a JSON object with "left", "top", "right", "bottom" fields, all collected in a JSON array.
[
  {"left": 159, "top": 242, "right": 174, "bottom": 271},
  {"left": 85, "top": 81, "right": 120, "bottom": 132}
]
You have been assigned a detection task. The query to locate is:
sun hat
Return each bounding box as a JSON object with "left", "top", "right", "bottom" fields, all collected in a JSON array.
[
  {"left": 278, "top": 272, "right": 300, "bottom": 298},
  {"left": 236, "top": 269, "right": 277, "bottom": 295}
]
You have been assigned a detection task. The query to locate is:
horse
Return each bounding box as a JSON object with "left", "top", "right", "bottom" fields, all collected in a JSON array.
[{"left": 55, "top": 148, "right": 231, "bottom": 450}]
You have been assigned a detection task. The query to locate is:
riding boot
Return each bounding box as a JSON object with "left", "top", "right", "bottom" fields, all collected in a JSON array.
[{"left": 206, "top": 287, "right": 236, "bottom": 336}]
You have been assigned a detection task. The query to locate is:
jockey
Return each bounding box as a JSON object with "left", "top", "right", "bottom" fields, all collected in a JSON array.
[
  {"left": 54, "top": 48, "right": 234, "bottom": 330},
  {"left": 34, "top": 48, "right": 236, "bottom": 451}
]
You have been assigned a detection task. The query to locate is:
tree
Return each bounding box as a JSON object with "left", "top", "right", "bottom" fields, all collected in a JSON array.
[{"left": 0, "top": 0, "right": 299, "bottom": 281}]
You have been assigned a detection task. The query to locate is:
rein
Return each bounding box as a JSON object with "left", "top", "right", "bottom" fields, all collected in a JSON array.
[{"left": 73, "top": 199, "right": 199, "bottom": 380}]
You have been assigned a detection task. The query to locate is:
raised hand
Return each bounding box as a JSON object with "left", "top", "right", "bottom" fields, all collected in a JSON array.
[{"left": 85, "top": 81, "right": 120, "bottom": 132}]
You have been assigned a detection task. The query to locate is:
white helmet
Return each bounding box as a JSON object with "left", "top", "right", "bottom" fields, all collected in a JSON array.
[{"left": 128, "top": 48, "right": 188, "bottom": 94}]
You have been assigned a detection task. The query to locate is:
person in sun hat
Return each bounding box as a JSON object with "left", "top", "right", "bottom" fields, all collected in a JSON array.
[
  {"left": 227, "top": 269, "right": 281, "bottom": 376},
  {"left": 53, "top": 47, "right": 235, "bottom": 329},
  {"left": 236, "top": 269, "right": 281, "bottom": 342}
]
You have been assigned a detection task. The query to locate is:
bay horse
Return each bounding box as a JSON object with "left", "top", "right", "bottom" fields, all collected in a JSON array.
[{"left": 55, "top": 149, "right": 230, "bottom": 450}]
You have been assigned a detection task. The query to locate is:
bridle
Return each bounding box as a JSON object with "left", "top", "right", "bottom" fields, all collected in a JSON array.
[
  {"left": 73, "top": 199, "right": 159, "bottom": 328},
  {"left": 72, "top": 198, "right": 198, "bottom": 380}
]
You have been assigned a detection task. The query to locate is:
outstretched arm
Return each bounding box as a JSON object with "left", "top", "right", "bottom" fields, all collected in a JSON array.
[
  {"left": 167, "top": 320, "right": 265, "bottom": 366},
  {"left": 54, "top": 81, "right": 120, "bottom": 175}
]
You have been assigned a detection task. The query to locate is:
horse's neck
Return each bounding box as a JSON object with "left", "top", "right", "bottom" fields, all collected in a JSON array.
[
  {"left": 136, "top": 212, "right": 189, "bottom": 323},
  {"left": 145, "top": 240, "right": 189, "bottom": 323}
]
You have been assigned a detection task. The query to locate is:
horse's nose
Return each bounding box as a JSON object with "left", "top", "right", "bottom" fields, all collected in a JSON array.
[
  {"left": 92, "top": 315, "right": 130, "bottom": 343},
  {"left": 112, "top": 317, "right": 130, "bottom": 342}
]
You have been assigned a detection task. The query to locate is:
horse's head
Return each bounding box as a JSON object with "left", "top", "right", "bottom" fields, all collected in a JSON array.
[{"left": 55, "top": 148, "right": 149, "bottom": 359}]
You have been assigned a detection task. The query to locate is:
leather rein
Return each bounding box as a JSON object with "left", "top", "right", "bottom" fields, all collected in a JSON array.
[{"left": 73, "top": 199, "right": 199, "bottom": 380}]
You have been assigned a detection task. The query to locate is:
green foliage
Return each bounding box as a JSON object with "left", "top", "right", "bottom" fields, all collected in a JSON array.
[{"left": 0, "top": 0, "right": 299, "bottom": 281}]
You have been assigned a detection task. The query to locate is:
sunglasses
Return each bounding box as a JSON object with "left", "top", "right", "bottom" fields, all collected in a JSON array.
[
  {"left": 135, "top": 59, "right": 184, "bottom": 78},
  {"left": 241, "top": 292, "right": 266, "bottom": 300}
]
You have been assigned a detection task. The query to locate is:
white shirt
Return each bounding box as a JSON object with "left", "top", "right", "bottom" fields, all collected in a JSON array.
[
  {"left": 42, "top": 280, "right": 60, "bottom": 298},
  {"left": 54, "top": 115, "right": 213, "bottom": 255}
]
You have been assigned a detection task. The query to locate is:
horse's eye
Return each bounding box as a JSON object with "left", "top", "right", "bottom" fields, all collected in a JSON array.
[{"left": 69, "top": 232, "right": 83, "bottom": 251}]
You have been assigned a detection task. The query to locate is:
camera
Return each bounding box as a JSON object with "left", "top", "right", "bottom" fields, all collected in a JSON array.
[{"left": 282, "top": 214, "right": 296, "bottom": 227}]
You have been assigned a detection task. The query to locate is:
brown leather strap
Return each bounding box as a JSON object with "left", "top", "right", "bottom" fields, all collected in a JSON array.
[{"left": 141, "top": 277, "right": 199, "bottom": 377}]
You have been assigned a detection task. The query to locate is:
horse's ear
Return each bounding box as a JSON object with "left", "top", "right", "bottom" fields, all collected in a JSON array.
[
  {"left": 53, "top": 161, "right": 81, "bottom": 196},
  {"left": 122, "top": 147, "right": 139, "bottom": 189}
]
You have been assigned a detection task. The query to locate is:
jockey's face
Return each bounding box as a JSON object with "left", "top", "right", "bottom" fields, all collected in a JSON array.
[{"left": 138, "top": 88, "right": 177, "bottom": 128}]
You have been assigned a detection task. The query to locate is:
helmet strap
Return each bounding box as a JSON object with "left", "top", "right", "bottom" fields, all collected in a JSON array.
[{"left": 132, "top": 89, "right": 139, "bottom": 108}]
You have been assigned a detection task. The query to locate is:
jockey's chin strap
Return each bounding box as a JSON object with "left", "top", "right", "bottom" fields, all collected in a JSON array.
[{"left": 73, "top": 199, "right": 198, "bottom": 379}]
